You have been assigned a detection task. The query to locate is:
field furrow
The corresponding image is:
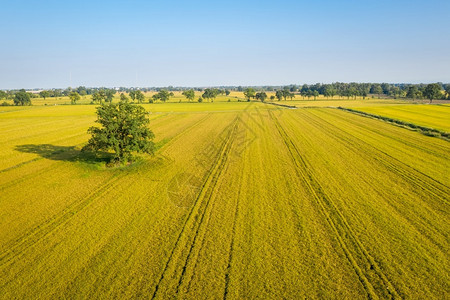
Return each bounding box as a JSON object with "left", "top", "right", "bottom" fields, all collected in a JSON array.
[
  {"left": 0, "top": 113, "right": 211, "bottom": 260},
  {"left": 151, "top": 118, "right": 238, "bottom": 299},
  {"left": 269, "top": 110, "right": 399, "bottom": 299},
  {"left": 276, "top": 109, "right": 449, "bottom": 297},
  {"left": 0, "top": 103, "right": 448, "bottom": 299}
]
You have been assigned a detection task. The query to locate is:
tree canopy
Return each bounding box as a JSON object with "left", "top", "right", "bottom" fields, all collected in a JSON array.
[
  {"left": 135, "top": 90, "right": 145, "bottom": 103},
  {"left": 275, "top": 90, "right": 283, "bottom": 101},
  {"left": 105, "top": 89, "right": 115, "bottom": 103},
  {"left": 92, "top": 90, "right": 106, "bottom": 104},
  {"left": 255, "top": 91, "right": 267, "bottom": 102},
  {"left": 129, "top": 91, "right": 136, "bottom": 101},
  {"left": 14, "top": 90, "right": 31, "bottom": 106},
  {"left": 69, "top": 92, "right": 81, "bottom": 104},
  {"left": 182, "top": 89, "right": 195, "bottom": 101},
  {"left": 39, "top": 90, "right": 50, "bottom": 100},
  {"left": 82, "top": 102, "right": 155, "bottom": 163},
  {"left": 202, "top": 88, "right": 220, "bottom": 101},
  {"left": 445, "top": 84, "right": 450, "bottom": 100},
  {"left": 243, "top": 88, "right": 255, "bottom": 101},
  {"left": 153, "top": 90, "right": 173, "bottom": 102},
  {"left": 423, "top": 83, "right": 442, "bottom": 103}
]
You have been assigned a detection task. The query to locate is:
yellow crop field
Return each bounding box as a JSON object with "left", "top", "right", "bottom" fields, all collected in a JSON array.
[
  {"left": 353, "top": 104, "right": 450, "bottom": 132},
  {"left": 0, "top": 102, "right": 449, "bottom": 298}
]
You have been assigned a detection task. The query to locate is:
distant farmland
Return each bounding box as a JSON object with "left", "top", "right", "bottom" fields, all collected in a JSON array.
[{"left": 0, "top": 100, "right": 449, "bottom": 298}]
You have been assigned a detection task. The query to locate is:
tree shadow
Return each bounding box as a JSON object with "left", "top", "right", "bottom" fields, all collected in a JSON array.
[{"left": 14, "top": 144, "right": 113, "bottom": 164}]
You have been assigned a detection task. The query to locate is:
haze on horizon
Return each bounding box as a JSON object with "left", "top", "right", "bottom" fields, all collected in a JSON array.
[{"left": 1, "top": 0, "right": 449, "bottom": 90}]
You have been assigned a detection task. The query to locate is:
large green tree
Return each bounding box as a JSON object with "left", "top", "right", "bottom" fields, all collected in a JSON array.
[
  {"left": 255, "top": 91, "right": 268, "bottom": 102},
  {"left": 275, "top": 90, "right": 283, "bottom": 101},
  {"left": 280, "top": 88, "right": 294, "bottom": 101},
  {"left": 39, "top": 90, "right": 50, "bottom": 100},
  {"left": 202, "top": 88, "right": 219, "bottom": 102},
  {"left": 14, "top": 90, "right": 31, "bottom": 106},
  {"left": 370, "top": 84, "right": 383, "bottom": 97},
  {"left": 0, "top": 90, "right": 7, "bottom": 100},
  {"left": 182, "top": 89, "right": 195, "bottom": 101},
  {"left": 323, "top": 86, "right": 335, "bottom": 99},
  {"left": 92, "top": 90, "right": 106, "bottom": 104},
  {"left": 120, "top": 93, "right": 129, "bottom": 103},
  {"left": 83, "top": 102, "right": 155, "bottom": 163},
  {"left": 153, "top": 90, "right": 173, "bottom": 102},
  {"left": 135, "top": 90, "right": 145, "bottom": 103},
  {"left": 129, "top": 90, "right": 137, "bottom": 101},
  {"left": 444, "top": 84, "right": 450, "bottom": 100},
  {"left": 312, "top": 90, "right": 319, "bottom": 100},
  {"left": 406, "top": 86, "right": 420, "bottom": 99},
  {"left": 69, "top": 92, "right": 81, "bottom": 104},
  {"left": 105, "top": 89, "right": 115, "bottom": 103},
  {"left": 243, "top": 88, "right": 255, "bottom": 101},
  {"left": 423, "top": 83, "right": 442, "bottom": 103}
]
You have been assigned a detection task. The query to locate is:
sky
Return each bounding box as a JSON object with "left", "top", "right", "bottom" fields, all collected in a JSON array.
[{"left": 1, "top": 0, "right": 449, "bottom": 89}]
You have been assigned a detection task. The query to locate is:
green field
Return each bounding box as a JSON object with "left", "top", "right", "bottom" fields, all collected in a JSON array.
[{"left": 0, "top": 101, "right": 449, "bottom": 298}]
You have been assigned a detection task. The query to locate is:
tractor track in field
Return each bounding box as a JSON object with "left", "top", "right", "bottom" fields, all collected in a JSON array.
[
  {"left": 306, "top": 110, "right": 449, "bottom": 203},
  {"left": 0, "top": 113, "right": 210, "bottom": 191},
  {"left": 151, "top": 118, "right": 238, "bottom": 299},
  {"left": 0, "top": 113, "right": 209, "bottom": 188},
  {"left": 269, "top": 110, "right": 400, "bottom": 300},
  {"left": 1, "top": 120, "right": 94, "bottom": 144},
  {"left": 336, "top": 107, "right": 450, "bottom": 142},
  {"left": 175, "top": 141, "right": 233, "bottom": 295},
  {"left": 59, "top": 114, "right": 214, "bottom": 295},
  {"left": 292, "top": 110, "right": 449, "bottom": 254},
  {"left": 182, "top": 109, "right": 257, "bottom": 295},
  {"left": 329, "top": 108, "right": 449, "bottom": 159},
  {"left": 0, "top": 131, "right": 96, "bottom": 193},
  {"left": 222, "top": 109, "right": 261, "bottom": 300},
  {"left": 222, "top": 182, "right": 242, "bottom": 300},
  {"left": 0, "top": 174, "right": 124, "bottom": 271},
  {"left": 0, "top": 157, "right": 41, "bottom": 174},
  {"left": 0, "top": 114, "right": 213, "bottom": 269}
]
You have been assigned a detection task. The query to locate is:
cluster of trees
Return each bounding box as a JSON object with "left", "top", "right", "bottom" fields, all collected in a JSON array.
[
  {"left": 275, "top": 88, "right": 296, "bottom": 101},
  {"left": 241, "top": 87, "right": 293, "bottom": 102},
  {"left": 152, "top": 90, "right": 174, "bottom": 102},
  {"left": 201, "top": 88, "right": 221, "bottom": 101},
  {"left": 0, "top": 89, "right": 32, "bottom": 106},
  {"left": 233, "top": 83, "right": 448, "bottom": 103},
  {"left": 182, "top": 88, "right": 229, "bottom": 102},
  {"left": 2, "top": 82, "right": 450, "bottom": 106},
  {"left": 279, "top": 82, "right": 450, "bottom": 101},
  {"left": 13, "top": 90, "right": 32, "bottom": 106},
  {"left": 182, "top": 89, "right": 195, "bottom": 101},
  {"left": 39, "top": 87, "right": 115, "bottom": 99}
]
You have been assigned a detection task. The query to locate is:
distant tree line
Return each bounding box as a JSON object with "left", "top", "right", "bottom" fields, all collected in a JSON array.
[
  {"left": 1, "top": 83, "right": 449, "bottom": 106},
  {"left": 269, "top": 82, "right": 449, "bottom": 101}
]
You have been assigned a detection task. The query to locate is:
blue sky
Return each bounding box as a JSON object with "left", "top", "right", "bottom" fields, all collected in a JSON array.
[{"left": 1, "top": 0, "right": 449, "bottom": 89}]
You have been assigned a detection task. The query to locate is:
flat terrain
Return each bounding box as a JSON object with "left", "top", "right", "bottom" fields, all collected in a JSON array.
[
  {"left": 353, "top": 104, "right": 450, "bottom": 132},
  {"left": 0, "top": 101, "right": 449, "bottom": 299}
]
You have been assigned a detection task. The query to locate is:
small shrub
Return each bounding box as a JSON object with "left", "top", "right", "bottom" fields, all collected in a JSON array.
[{"left": 423, "top": 131, "right": 440, "bottom": 137}]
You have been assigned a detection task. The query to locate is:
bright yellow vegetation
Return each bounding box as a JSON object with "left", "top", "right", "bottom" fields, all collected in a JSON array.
[
  {"left": 354, "top": 104, "right": 450, "bottom": 132},
  {"left": 0, "top": 101, "right": 449, "bottom": 298}
]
